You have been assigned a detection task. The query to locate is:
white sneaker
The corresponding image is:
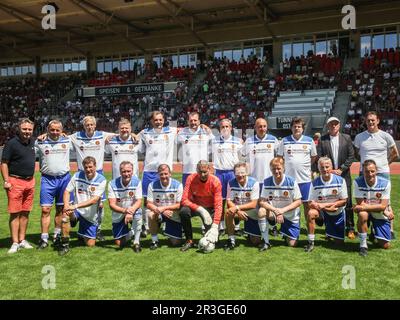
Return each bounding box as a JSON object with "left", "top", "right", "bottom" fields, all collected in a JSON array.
[
  {"left": 8, "top": 242, "right": 20, "bottom": 254},
  {"left": 19, "top": 240, "right": 33, "bottom": 249}
]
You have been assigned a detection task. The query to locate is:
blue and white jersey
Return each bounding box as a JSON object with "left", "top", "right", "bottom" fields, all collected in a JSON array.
[
  {"left": 35, "top": 136, "right": 72, "bottom": 176},
  {"left": 310, "top": 174, "right": 348, "bottom": 216},
  {"left": 108, "top": 176, "right": 142, "bottom": 223},
  {"left": 66, "top": 171, "right": 107, "bottom": 224},
  {"left": 354, "top": 176, "right": 391, "bottom": 220},
  {"left": 277, "top": 135, "right": 317, "bottom": 183},
  {"left": 105, "top": 136, "right": 139, "bottom": 179},
  {"left": 147, "top": 178, "right": 183, "bottom": 207},
  {"left": 211, "top": 135, "right": 243, "bottom": 170},
  {"left": 261, "top": 175, "right": 302, "bottom": 224},
  {"left": 242, "top": 134, "right": 279, "bottom": 182},
  {"left": 226, "top": 176, "right": 259, "bottom": 219},
  {"left": 139, "top": 126, "right": 176, "bottom": 172},
  {"left": 147, "top": 178, "right": 183, "bottom": 223},
  {"left": 70, "top": 130, "right": 113, "bottom": 171},
  {"left": 177, "top": 127, "right": 212, "bottom": 174}
]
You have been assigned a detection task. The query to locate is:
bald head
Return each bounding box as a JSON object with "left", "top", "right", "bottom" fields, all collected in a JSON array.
[{"left": 255, "top": 118, "right": 268, "bottom": 138}]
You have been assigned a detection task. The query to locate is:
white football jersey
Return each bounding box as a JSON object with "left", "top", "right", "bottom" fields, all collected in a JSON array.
[
  {"left": 226, "top": 176, "right": 259, "bottom": 219},
  {"left": 261, "top": 175, "right": 302, "bottom": 223},
  {"left": 108, "top": 176, "right": 142, "bottom": 223},
  {"left": 66, "top": 172, "right": 107, "bottom": 224},
  {"left": 310, "top": 174, "right": 348, "bottom": 216},
  {"left": 35, "top": 136, "right": 72, "bottom": 176},
  {"left": 354, "top": 176, "right": 391, "bottom": 220},
  {"left": 177, "top": 127, "right": 212, "bottom": 174},
  {"left": 211, "top": 135, "right": 243, "bottom": 170},
  {"left": 277, "top": 135, "right": 317, "bottom": 183},
  {"left": 105, "top": 136, "right": 139, "bottom": 179},
  {"left": 70, "top": 131, "right": 113, "bottom": 171},
  {"left": 139, "top": 127, "right": 176, "bottom": 172},
  {"left": 242, "top": 134, "right": 279, "bottom": 182}
]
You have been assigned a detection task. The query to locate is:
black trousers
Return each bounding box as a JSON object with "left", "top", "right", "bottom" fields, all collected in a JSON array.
[{"left": 179, "top": 206, "right": 214, "bottom": 241}]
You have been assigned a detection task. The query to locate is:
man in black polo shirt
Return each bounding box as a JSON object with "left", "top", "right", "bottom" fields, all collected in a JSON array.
[{"left": 1, "top": 118, "right": 36, "bottom": 254}]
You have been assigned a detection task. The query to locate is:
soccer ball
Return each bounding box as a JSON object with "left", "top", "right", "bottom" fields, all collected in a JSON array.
[{"left": 198, "top": 237, "right": 215, "bottom": 253}]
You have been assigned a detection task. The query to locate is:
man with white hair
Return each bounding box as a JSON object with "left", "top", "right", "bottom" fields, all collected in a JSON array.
[
  {"left": 211, "top": 118, "right": 243, "bottom": 234},
  {"left": 306, "top": 157, "right": 348, "bottom": 252}
]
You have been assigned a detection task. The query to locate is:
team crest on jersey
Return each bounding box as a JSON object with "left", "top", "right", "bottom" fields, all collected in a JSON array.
[
  {"left": 376, "top": 193, "right": 382, "bottom": 199},
  {"left": 245, "top": 192, "right": 251, "bottom": 197},
  {"left": 283, "top": 191, "right": 289, "bottom": 197},
  {"left": 169, "top": 194, "right": 175, "bottom": 199},
  {"left": 267, "top": 144, "right": 271, "bottom": 149},
  {"left": 235, "top": 196, "right": 240, "bottom": 202},
  {"left": 80, "top": 146, "right": 84, "bottom": 151},
  {"left": 302, "top": 145, "right": 307, "bottom": 149},
  {"left": 198, "top": 134, "right": 202, "bottom": 139},
  {"left": 62, "top": 144, "right": 66, "bottom": 149},
  {"left": 90, "top": 186, "right": 96, "bottom": 192},
  {"left": 268, "top": 191, "right": 273, "bottom": 201},
  {"left": 78, "top": 188, "right": 83, "bottom": 194},
  {"left": 253, "top": 149, "right": 257, "bottom": 154},
  {"left": 332, "top": 189, "right": 338, "bottom": 195},
  {"left": 287, "top": 148, "right": 292, "bottom": 155},
  {"left": 231, "top": 144, "right": 235, "bottom": 150},
  {"left": 218, "top": 149, "right": 222, "bottom": 153},
  {"left": 95, "top": 141, "right": 100, "bottom": 145},
  {"left": 45, "top": 150, "right": 49, "bottom": 155},
  {"left": 156, "top": 199, "right": 160, "bottom": 203},
  {"left": 129, "top": 145, "right": 134, "bottom": 150},
  {"left": 149, "top": 140, "right": 153, "bottom": 144},
  {"left": 129, "top": 191, "right": 134, "bottom": 197},
  {"left": 116, "top": 198, "right": 121, "bottom": 202},
  {"left": 114, "top": 150, "right": 118, "bottom": 155},
  {"left": 185, "top": 140, "right": 189, "bottom": 144}
]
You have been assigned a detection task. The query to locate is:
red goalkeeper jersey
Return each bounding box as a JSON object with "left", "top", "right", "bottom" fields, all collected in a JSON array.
[{"left": 181, "top": 173, "right": 223, "bottom": 224}]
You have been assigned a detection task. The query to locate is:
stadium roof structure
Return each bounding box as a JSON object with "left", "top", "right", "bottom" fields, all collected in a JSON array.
[{"left": 0, "top": 0, "right": 400, "bottom": 59}]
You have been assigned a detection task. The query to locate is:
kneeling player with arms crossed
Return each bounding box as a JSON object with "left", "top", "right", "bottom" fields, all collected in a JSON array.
[
  {"left": 306, "top": 157, "right": 348, "bottom": 252},
  {"left": 108, "top": 161, "right": 143, "bottom": 252},
  {"left": 258, "top": 157, "right": 302, "bottom": 251},
  {"left": 60, "top": 156, "right": 106, "bottom": 255},
  {"left": 354, "top": 159, "right": 393, "bottom": 256}
]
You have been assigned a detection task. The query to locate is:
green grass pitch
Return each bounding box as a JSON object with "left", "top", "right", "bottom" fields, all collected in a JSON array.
[{"left": 0, "top": 172, "right": 399, "bottom": 300}]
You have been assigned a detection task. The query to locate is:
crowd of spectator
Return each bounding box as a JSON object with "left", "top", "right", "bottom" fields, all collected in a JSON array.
[
  {"left": 343, "top": 47, "right": 400, "bottom": 139},
  {"left": 1, "top": 49, "right": 399, "bottom": 146}
]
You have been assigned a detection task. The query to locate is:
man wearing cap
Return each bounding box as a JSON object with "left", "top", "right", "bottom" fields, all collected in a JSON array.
[{"left": 317, "top": 116, "right": 356, "bottom": 239}]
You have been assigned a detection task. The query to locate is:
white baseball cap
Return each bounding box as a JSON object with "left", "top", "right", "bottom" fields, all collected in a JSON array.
[{"left": 327, "top": 116, "right": 340, "bottom": 124}]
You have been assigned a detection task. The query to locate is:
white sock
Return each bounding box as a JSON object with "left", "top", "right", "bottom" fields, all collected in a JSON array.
[
  {"left": 258, "top": 218, "right": 269, "bottom": 244},
  {"left": 235, "top": 222, "right": 240, "bottom": 231},
  {"left": 359, "top": 232, "right": 368, "bottom": 248},
  {"left": 219, "top": 220, "right": 225, "bottom": 230},
  {"left": 229, "top": 235, "right": 236, "bottom": 244},
  {"left": 53, "top": 228, "right": 61, "bottom": 237},
  {"left": 41, "top": 233, "right": 49, "bottom": 242},
  {"left": 133, "top": 232, "right": 141, "bottom": 245},
  {"left": 307, "top": 234, "right": 315, "bottom": 242},
  {"left": 151, "top": 235, "right": 159, "bottom": 242}
]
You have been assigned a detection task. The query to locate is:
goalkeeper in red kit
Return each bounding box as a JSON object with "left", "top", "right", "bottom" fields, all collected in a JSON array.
[{"left": 179, "top": 160, "right": 223, "bottom": 252}]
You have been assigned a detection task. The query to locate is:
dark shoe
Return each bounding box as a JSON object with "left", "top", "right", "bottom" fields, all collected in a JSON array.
[
  {"left": 258, "top": 241, "right": 272, "bottom": 252},
  {"left": 37, "top": 239, "right": 49, "bottom": 250},
  {"left": 368, "top": 232, "right": 375, "bottom": 243},
  {"left": 96, "top": 230, "right": 105, "bottom": 241},
  {"left": 234, "top": 229, "right": 244, "bottom": 237},
  {"left": 218, "top": 229, "right": 225, "bottom": 237},
  {"left": 224, "top": 239, "right": 235, "bottom": 251},
  {"left": 304, "top": 241, "right": 314, "bottom": 252},
  {"left": 391, "top": 231, "right": 396, "bottom": 240},
  {"left": 150, "top": 241, "right": 159, "bottom": 250},
  {"left": 140, "top": 229, "right": 148, "bottom": 238},
  {"left": 58, "top": 245, "right": 70, "bottom": 256},
  {"left": 359, "top": 247, "right": 368, "bottom": 257},
  {"left": 132, "top": 243, "right": 142, "bottom": 253},
  {"left": 180, "top": 240, "right": 195, "bottom": 252}
]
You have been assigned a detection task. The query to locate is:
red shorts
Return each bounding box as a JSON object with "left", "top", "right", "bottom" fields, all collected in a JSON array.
[{"left": 7, "top": 176, "right": 35, "bottom": 214}]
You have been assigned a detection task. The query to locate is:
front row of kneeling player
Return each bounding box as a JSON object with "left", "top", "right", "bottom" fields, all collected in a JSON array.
[{"left": 58, "top": 156, "right": 393, "bottom": 256}]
